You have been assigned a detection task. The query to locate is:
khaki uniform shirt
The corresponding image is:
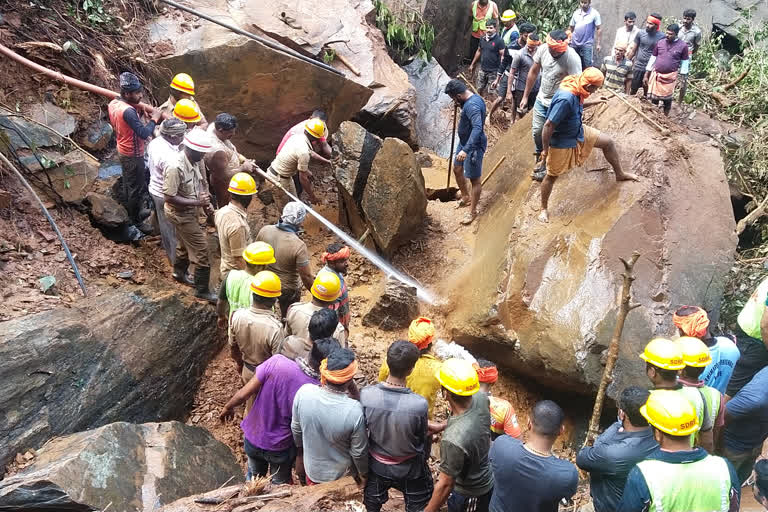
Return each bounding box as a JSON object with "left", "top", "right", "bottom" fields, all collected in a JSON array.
[
  {"left": 163, "top": 151, "right": 204, "bottom": 214},
  {"left": 256, "top": 225, "right": 309, "bottom": 292},
  {"left": 269, "top": 133, "right": 311, "bottom": 178},
  {"left": 281, "top": 301, "right": 348, "bottom": 360},
  {"left": 214, "top": 202, "right": 250, "bottom": 275},
  {"left": 230, "top": 305, "right": 284, "bottom": 366}
]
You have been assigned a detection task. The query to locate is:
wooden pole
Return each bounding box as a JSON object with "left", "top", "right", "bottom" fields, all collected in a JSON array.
[
  {"left": 458, "top": 72, "right": 480, "bottom": 95},
  {"left": 584, "top": 251, "right": 642, "bottom": 447},
  {"left": 447, "top": 104, "right": 458, "bottom": 189},
  {"left": 481, "top": 155, "right": 506, "bottom": 186},
  {"left": 334, "top": 53, "right": 361, "bottom": 76}
]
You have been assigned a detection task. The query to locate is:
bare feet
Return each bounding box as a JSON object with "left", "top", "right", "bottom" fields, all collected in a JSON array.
[
  {"left": 616, "top": 172, "right": 640, "bottom": 182},
  {"left": 460, "top": 213, "right": 476, "bottom": 225},
  {"left": 538, "top": 209, "right": 549, "bottom": 223},
  {"left": 455, "top": 198, "right": 469, "bottom": 209}
]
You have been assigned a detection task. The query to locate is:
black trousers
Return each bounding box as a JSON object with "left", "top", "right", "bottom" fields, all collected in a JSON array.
[
  {"left": 119, "top": 155, "right": 147, "bottom": 223},
  {"left": 726, "top": 329, "right": 768, "bottom": 396},
  {"left": 363, "top": 465, "right": 433, "bottom": 512}
]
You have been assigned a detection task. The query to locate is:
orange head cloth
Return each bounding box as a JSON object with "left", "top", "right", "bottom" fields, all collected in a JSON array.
[
  {"left": 321, "top": 246, "right": 351, "bottom": 263},
  {"left": 408, "top": 317, "right": 436, "bottom": 350},
  {"left": 673, "top": 307, "right": 710, "bottom": 338},
  {"left": 647, "top": 15, "right": 661, "bottom": 28},
  {"left": 559, "top": 67, "right": 605, "bottom": 103},
  {"left": 546, "top": 34, "right": 568, "bottom": 53},
  {"left": 527, "top": 38, "right": 542, "bottom": 48},
  {"left": 473, "top": 363, "right": 499, "bottom": 384},
  {"left": 319, "top": 358, "right": 358, "bottom": 386}
]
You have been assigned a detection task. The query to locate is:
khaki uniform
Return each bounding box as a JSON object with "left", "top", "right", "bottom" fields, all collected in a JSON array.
[
  {"left": 281, "top": 301, "right": 348, "bottom": 360},
  {"left": 230, "top": 305, "right": 284, "bottom": 413},
  {"left": 256, "top": 224, "right": 309, "bottom": 314},
  {"left": 214, "top": 202, "right": 250, "bottom": 277},
  {"left": 163, "top": 152, "right": 209, "bottom": 267},
  {"left": 268, "top": 134, "right": 311, "bottom": 214},
  {"left": 205, "top": 125, "right": 243, "bottom": 206}
]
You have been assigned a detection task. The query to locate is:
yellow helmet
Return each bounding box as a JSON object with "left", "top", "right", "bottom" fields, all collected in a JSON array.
[
  {"left": 250, "top": 271, "right": 281, "bottom": 298},
  {"left": 228, "top": 172, "right": 257, "bottom": 196},
  {"left": 310, "top": 270, "right": 341, "bottom": 302},
  {"left": 242, "top": 242, "right": 276, "bottom": 265},
  {"left": 435, "top": 358, "right": 480, "bottom": 396},
  {"left": 640, "top": 390, "right": 699, "bottom": 436},
  {"left": 170, "top": 73, "right": 195, "bottom": 95},
  {"left": 304, "top": 118, "right": 326, "bottom": 139},
  {"left": 677, "top": 336, "right": 713, "bottom": 367},
  {"left": 639, "top": 338, "right": 685, "bottom": 370},
  {"left": 500, "top": 9, "right": 517, "bottom": 21},
  {"left": 173, "top": 98, "right": 201, "bottom": 123}
]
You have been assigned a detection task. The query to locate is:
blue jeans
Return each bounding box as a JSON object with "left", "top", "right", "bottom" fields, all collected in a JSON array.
[
  {"left": 531, "top": 99, "right": 549, "bottom": 155},
  {"left": 573, "top": 43, "right": 594, "bottom": 69},
  {"left": 244, "top": 438, "right": 296, "bottom": 484}
]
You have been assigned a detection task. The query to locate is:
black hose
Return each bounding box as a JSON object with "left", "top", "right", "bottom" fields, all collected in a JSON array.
[{"left": 158, "top": 0, "right": 344, "bottom": 77}]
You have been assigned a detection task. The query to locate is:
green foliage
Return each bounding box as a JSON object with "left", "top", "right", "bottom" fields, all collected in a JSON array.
[
  {"left": 322, "top": 48, "right": 336, "bottom": 65},
  {"left": 499, "top": 0, "right": 572, "bottom": 36},
  {"left": 78, "top": 0, "right": 112, "bottom": 26},
  {"left": 373, "top": 0, "right": 435, "bottom": 64}
]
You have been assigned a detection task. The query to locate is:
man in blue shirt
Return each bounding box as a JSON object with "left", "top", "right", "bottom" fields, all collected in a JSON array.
[
  {"left": 577, "top": 387, "right": 658, "bottom": 512},
  {"left": 723, "top": 366, "right": 768, "bottom": 484},
  {"left": 539, "top": 68, "right": 638, "bottom": 222},
  {"left": 444, "top": 79, "right": 487, "bottom": 226},
  {"left": 569, "top": 0, "right": 602, "bottom": 68}
]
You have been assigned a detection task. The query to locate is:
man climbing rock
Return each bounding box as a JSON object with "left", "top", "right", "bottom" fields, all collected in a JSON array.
[
  {"left": 539, "top": 68, "right": 638, "bottom": 222},
  {"left": 424, "top": 358, "right": 493, "bottom": 512},
  {"left": 291, "top": 348, "right": 367, "bottom": 485},
  {"left": 576, "top": 387, "right": 658, "bottom": 512},
  {"left": 321, "top": 243, "right": 351, "bottom": 334},
  {"left": 475, "top": 359, "right": 521, "bottom": 439},
  {"left": 108, "top": 72, "right": 163, "bottom": 226},
  {"left": 444, "top": 79, "right": 487, "bottom": 225},
  {"left": 163, "top": 129, "right": 218, "bottom": 302},
  {"left": 644, "top": 23, "right": 690, "bottom": 115},
  {"left": 219, "top": 337, "right": 340, "bottom": 484},
  {"left": 217, "top": 241, "right": 276, "bottom": 330},
  {"left": 489, "top": 400, "right": 578, "bottom": 512},
  {"left": 518, "top": 31, "right": 582, "bottom": 181},
  {"left": 362, "top": 341, "right": 433, "bottom": 512},
  {"left": 256, "top": 202, "right": 313, "bottom": 316},
  {"left": 229, "top": 271, "right": 285, "bottom": 414},
  {"left": 214, "top": 172, "right": 257, "bottom": 282},
  {"left": 673, "top": 306, "right": 739, "bottom": 393},
  {"left": 205, "top": 113, "right": 257, "bottom": 207},
  {"left": 158, "top": 73, "right": 208, "bottom": 129},
  {"left": 282, "top": 270, "right": 348, "bottom": 359},
  {"left": 617, "top": 390, "right": 740, "bottom": 512},
  {"left": 147, "top": 117, "right": 185, "bottom": 264}
]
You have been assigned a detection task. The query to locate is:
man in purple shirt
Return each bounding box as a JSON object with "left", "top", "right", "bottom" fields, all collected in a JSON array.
[
  {"left": 643, "top": 23, "right": 690, "bottom": 115},
  {"left": 219, "top": 336, "right": 341, "bottom": 483},
  {"left": 569, "top": 0, "right": 602, "bottom": 68}
]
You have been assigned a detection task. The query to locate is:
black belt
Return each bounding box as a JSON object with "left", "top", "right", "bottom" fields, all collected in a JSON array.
[
  {"left": 243, "top": 361, "right": 257, "bottom": 373},
  {"left": 268, "top": 166, "right": 291, "bottom": 179}
]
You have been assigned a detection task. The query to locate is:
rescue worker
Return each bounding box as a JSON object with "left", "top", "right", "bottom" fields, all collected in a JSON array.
[
  {"left": 639, "top": 338, "right": 714, "bottom": 451},
  {"left": 424, "top": 358, "right": 493, "bottom": 512},
  {"left": 163, "top": 129, "right": 217, "bottom": 302},
  {"left": 158, "top": 72, "right": 208, "bottom": 129},
  {"left": 267, "top": 118, "right": 326, "bottom": 214},
  {"left": 499, "top": 10, "right": 519, "bottom": 47},
  {"left": 216, "top": 241, "right": 276, "bottom": 329},
  {"left": 468, "top": 0, "right": 500, "bottom": 62},
  {"left": 205, "top": 113, "right": 258, "bottom": 207},
  {"left": 256, "top": 202, "right": 313, "bottom": 316},
  {"left": 173, "top": 98, "right": 203, "bottom": 131},
  {"left": 229, "top": 271, "right": 285, "bottom": 414},
  {"left": 321, "top": 243, "right": 351, "bottom": 333},
  {"left": 282, "top": 270, "right": 348, "bottom": 360},
  {"left": 617, "top": 390, "right": 740, "bottom": 512},
  {"left": 277, "top": 110, "right": 333, "bottom": 163},
  {"left": 475, "top": 359, "right": 522, "bottom": 439},
  {"left": 108, "top": 72, "right": 163, "bottom": 225},
  {"left": 726, "top": 275, "right": 768, "bottom": 397},
  {"left": 214, "top": 172, "right": 256, "bottom": 283}
]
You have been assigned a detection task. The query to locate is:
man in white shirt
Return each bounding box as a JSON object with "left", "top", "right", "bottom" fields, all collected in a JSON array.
[{"left": 614, "top": 11, "right": 640, "bottom": 55}]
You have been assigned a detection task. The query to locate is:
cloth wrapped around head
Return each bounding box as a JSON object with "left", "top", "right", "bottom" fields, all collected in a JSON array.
[
  {"left": 673, "top": 306, "right": 710, "bottom": 338},
  {"left": 614, "top": 41, "right": 628, "bottom": 51},
  {"left": 320, "top": 348, "right": 358, "bottom": 386},
  {"left": 527, "top": 37, "right": 542, "bottom": 48},
  {"left": 119, "top": 72, "right": 142, "bottom": 92},
  {"left": 408, "top": 317, "right": 436, "bottom": 350},
  {"left": 159, "top": 118, "right": 187, "bottom": 137},
  {"left": 547, "top": 34, "right": 568, "bottom": 52},
  {"left": 647, "top": 15, "right": 661, "bottom": 27},
  {"left": 473, "top": 362, "right": 499, "bottom": 384},
  {"left": 559, "top": 67, "right": 605, "bottom": 103},
  {"left": 281, "top": 201, "right": 307, "bottom": 226},
  {"left": 322, "top": 246, "right": 351, "bottom": 263}
]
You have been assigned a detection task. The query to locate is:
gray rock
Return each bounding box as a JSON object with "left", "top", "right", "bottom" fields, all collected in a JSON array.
[
  {"left": 29, "top": 102, "right": 76, "bottom": 138},
  {"left": 0, "top": 288, "right": 220, "bottom": 473},
  {"left": 35, "top": 151, "right": 100, "bottom": 204},
  {"left": 81, "top": 119, "right": 113, "bottom": 151},
  {"left": 0, "top": 107, "right": 63, "bottom": 150},
  {"left": 0, "top": 421, "right": 242, "bottom": 511},
  {"left": 99, "top": 159, "right": 123, "bottom": 179},
  {"left": 415, "top": 151, "right": 433, "bottom": 168},
  {"left": 362, "top": 137, "right": 427, "bottom": 256},
  {"left": 363, "top": 277, "right": 419, "bottom": 330},
  {"left": 403, "top": 57, "right": 455, "bottom": 158},
  {"left": 85, "top": 192, "right": 129, "bottom": 228}
]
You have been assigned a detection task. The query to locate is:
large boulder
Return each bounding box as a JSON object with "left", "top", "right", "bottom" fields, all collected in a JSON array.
[
  {"left": 445, "top": 96, "right": 737, "bottom": 397},
  {"left": 362, "top": 137, "right": 427, "bottom": 256},
  {"left": 0, "top": 421, "right": 242, "bottom": 511},
  {"left": 363, "top": 277, "right": 419, "bottom": 330},
  {"left": 34, "top": 150, "right": 100, "bottom": 204},
  {"left": 0, "top": 288, "right": 220, "bottom": 473},
  {"left": 149, "top": 1, "right": 372, "bottom": 164},
  {"left": 403, "top": 57, "right": 455, "bottom": 158},
  {"left": 85, "top": 192, "right": 129, "bottom": 228}
]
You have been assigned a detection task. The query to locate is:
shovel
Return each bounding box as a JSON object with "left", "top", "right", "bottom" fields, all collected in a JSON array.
[{"left": 428, "top": 103, "right": 460, "bottom": 202}]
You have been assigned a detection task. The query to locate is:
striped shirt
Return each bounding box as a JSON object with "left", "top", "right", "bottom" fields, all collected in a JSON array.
[{"left": 601, "top": 56, "right": 633, "bottom": 92}]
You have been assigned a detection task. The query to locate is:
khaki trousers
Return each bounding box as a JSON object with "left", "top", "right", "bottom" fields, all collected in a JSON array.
[
  {"left": 269, "top": 171, "right": 297, "bottom": 217},
  {"left": 165, "top": 207, "right": 209, "bottom": 268},
  {"left": 241, "top": 365, "right": 255, "bottom": 415}
]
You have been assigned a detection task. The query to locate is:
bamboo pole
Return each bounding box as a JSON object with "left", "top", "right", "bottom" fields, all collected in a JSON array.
[
  {"left": 604, "top": 90, "right": 670, "bottom": 137},
  {"left": 481, "top": 155, "right": 506, "bottom": 186}
]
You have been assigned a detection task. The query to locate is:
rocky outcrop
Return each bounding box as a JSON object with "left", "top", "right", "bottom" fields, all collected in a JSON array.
[
  {"left": 37, "top": 150, "right": 100, "bottom": 204},
  {"left": 0, "top": 421, "right": 241, "bottom": 511},
  {"left": 85, "top": 192, "right": 129, "bottom": 228},
  {"left": 363, "top": 137, "right": 427, "bottom": 256},
  {"left": 403, "top": 57, "right": 455, "bottom": 158},
  {"left": 0, "top": 288, "right": 220, "bottom": 473},
  {"left": 446, "top": 96, "right": 737, "bottom": 397},
  {"left": 363, "top": 277, "right": 419, "bottom": 330},
  {"left": 149, "top": 1, "right": 372, "bottom": 164}
]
